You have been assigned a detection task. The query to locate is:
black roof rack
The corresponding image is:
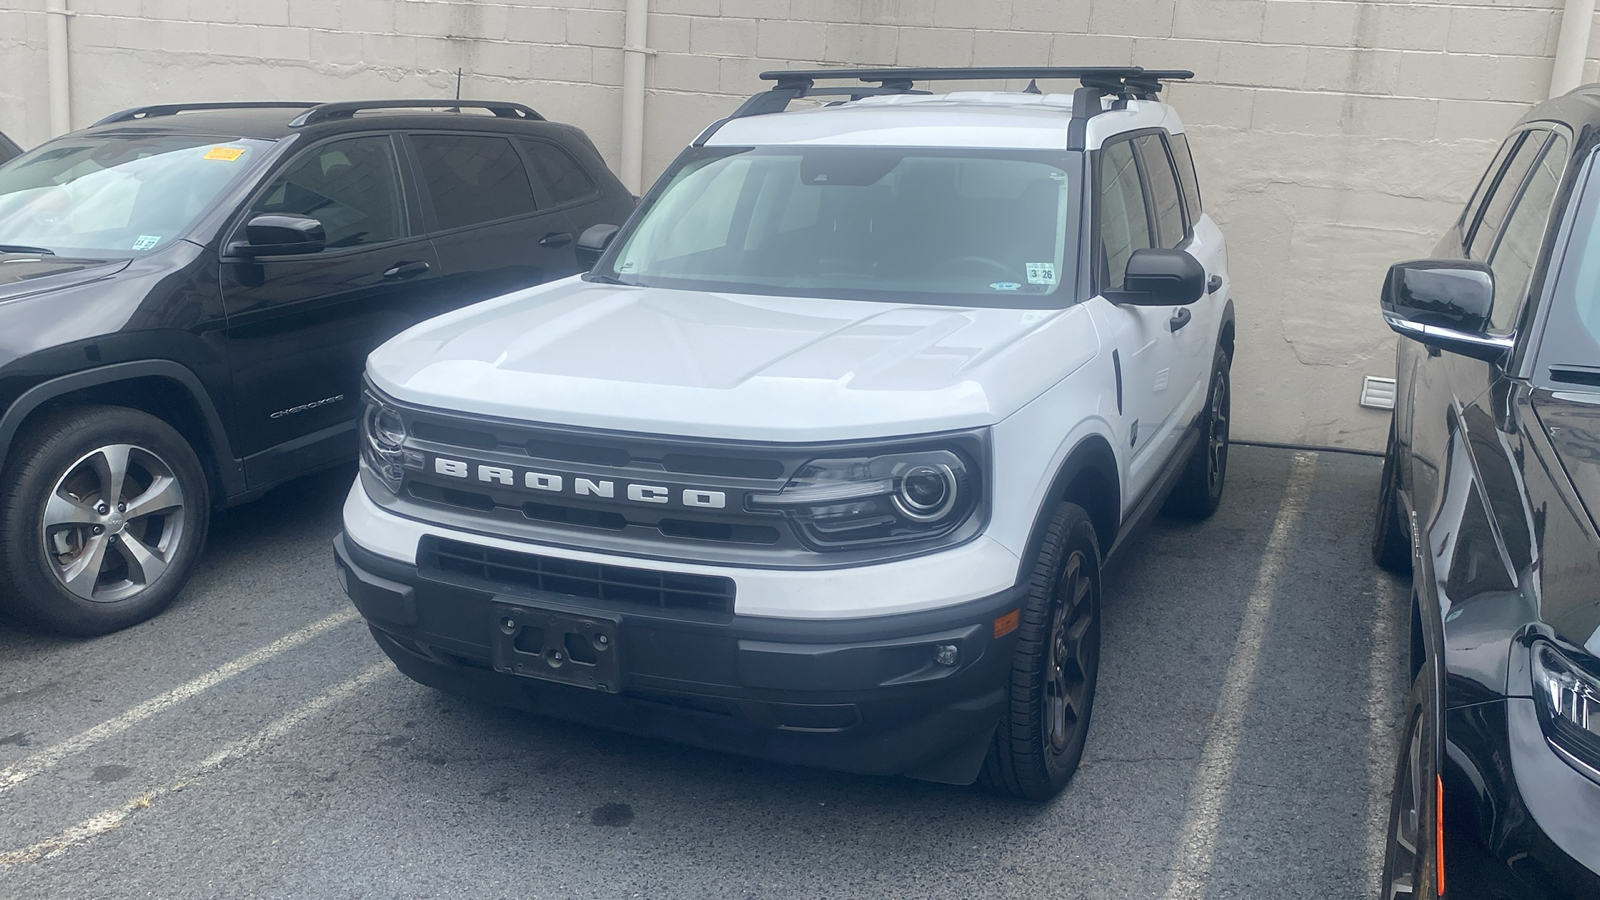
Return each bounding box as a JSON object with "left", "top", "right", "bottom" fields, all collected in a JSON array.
[
  {"left": 721, "top": 67, "right": 1195, "bottom": 151},
  {"left": 92, "top": 99, "right": 544, "bottom": 129},
  {"left": 94, "top": 102, "right": 321, "bottom": 126}
]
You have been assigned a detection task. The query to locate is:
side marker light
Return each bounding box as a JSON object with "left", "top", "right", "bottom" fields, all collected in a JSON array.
[
  {"left": 994, "top": 609, "right": 1020, "bottom": 639},
  {"left": 1436, "top": 774, "right": 1446, "bottom": 896}
]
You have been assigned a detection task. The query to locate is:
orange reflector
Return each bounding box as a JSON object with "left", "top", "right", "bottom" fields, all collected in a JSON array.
[
  {"left": 994, "top": 609, "right": 1020, "bottom": 638},
  {"left": 1436, "top": 774, "right": 1446, "bottom": 896}
]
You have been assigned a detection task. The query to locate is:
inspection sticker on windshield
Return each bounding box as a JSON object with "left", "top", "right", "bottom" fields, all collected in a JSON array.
[
  {"left": 203, "top": 147, "right": 245, "bottom": 161},
  {"left": 1026, "top": 262, "right": 1057, "bottom": 286},
  {"left": 990, "top": 282, "right": 1021, "bottom": 292},
  {"left": 132, "top": 235, "right": 161, "bottom": 251}
]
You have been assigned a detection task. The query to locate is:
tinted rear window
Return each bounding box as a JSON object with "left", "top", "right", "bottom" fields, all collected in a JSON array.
[
  {"left": 1168, "top": 132, "right": 1203, "bottom": 220},
  {"left": 520, "top": 139, "right": 596, "bottom": 206},
  {"left": 411, "top": 134, "right": 537, "bottom": 230}
]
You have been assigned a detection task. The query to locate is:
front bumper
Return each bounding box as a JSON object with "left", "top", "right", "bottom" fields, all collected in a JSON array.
[
  {"left": 1442, "top": 699, "right": 1600, "bottom": 899},
  {"left": 334, "top": 531, "right": 1025, "bottom": 784}
]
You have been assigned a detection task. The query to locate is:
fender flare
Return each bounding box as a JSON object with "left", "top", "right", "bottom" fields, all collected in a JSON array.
[
  {"left": 1018, "top": 431, "right": 1122, "bottom": 573},
  {"left": 0, "top": 360, "right": 245, "bottom": 498}
]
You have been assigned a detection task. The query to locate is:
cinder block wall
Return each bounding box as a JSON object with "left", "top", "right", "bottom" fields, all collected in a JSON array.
[{"left": 0, "top": 0, "right": 1587, "bottom": 449}]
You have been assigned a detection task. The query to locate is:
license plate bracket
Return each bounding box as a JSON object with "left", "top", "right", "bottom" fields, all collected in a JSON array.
[{"left": 489, "top": 600, "right": 622, "bottom": 693}]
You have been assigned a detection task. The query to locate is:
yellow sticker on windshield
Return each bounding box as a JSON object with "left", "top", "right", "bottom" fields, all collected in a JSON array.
[{"left": 203, "top": 147, "right": 245, "bottom": 161}]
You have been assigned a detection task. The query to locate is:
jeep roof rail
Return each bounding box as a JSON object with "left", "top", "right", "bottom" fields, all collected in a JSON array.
[
  {"left": 723, "top": 66, "right": 1194, "bottom": 152},
  {"left": 94, "top": 102, "right": 322, "bottom": 126},
  {"left": 289, "top": 100, "right": 544, "bottom": 127}
]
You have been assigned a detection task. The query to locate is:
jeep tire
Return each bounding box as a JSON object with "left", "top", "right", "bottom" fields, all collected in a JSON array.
[{"left": 0, "top": 406, "right": 209, "bottom": 636}]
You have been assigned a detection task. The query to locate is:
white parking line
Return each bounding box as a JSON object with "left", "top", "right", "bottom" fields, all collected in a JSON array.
[
  {"left": 1362, "top": 573, "right": 1405, "bottom": 891},
  {"left": 0, "top": 608, "right": 359, "bottom": 796},
  {"left": 0, "top": 662, "right": 391, "bottom": 868},
  {"left": 1160, "top": 452, "right": 1317, "bottom": 899}
]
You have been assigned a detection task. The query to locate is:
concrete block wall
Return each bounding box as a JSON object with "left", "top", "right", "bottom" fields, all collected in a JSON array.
[{"left": 0, "top": 0, "right": 1591, "bottom": 449}]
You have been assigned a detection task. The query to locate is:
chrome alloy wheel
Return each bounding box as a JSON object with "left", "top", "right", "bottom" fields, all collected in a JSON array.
[
  {"left": 1045, "top": 548, "right": 1097, "bottom": 753},
  {"left": 41, "top": 443, "right": 187, "bottom": 603},
  {"left": 1384, "top": 712, "right": 1426, "bottom": 898},
  {"left": 1206, "top": 367, "right": 1230, "bottom": 495}
]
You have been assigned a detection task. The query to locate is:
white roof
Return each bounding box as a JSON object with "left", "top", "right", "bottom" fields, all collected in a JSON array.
[{"left": 705, "top": 91, "right": 1183, "bottom": 151}]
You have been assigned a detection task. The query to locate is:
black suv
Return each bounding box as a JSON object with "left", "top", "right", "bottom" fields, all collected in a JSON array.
[
  {"left": 0, "top": 100, "right": 634, "bottom": 636},
  {"left": 1373, "top": 87, "right": 1600, "bottom": 898}
]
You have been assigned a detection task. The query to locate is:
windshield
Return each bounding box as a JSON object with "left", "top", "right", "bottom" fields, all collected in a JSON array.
[
  {"left": 0, "top": 134, "right": 271, "bottom": 257},
  {"left": 597, "top": 146, "right": 1080, "bottom": 308}
]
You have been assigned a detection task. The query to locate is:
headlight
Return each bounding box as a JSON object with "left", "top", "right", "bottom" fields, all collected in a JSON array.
[
  {"left": 1531, "top": 640, "right": 1600, "bottom": 775},
  {"left": 359, "top": 394, "right": 414, "bottom": 494},
  {"left": 748, "top": 448, "right": 978, "bottom": 549}
]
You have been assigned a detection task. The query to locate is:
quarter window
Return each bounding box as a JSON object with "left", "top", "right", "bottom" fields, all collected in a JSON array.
[
  {"left": 1169, "top": 132, "right": 1203, "bottom": 221},
  {"left": 252, "top": 135, "right": 405, "bottom": 249},
  {"left": 1486, "top": 134, "right": 1567, "bottom": 329},
  {"left": 1134, "top": 134, "right": 1185, "bottom": 248},
  {"left": 520, "top": 139, "right": 597, "bottom": 206},
  {"left": 1098, "top": 140, "right": 1153, "bottom": 291},
  {"left": 411, "top": 134, "right": 538, "bottom": 230}
]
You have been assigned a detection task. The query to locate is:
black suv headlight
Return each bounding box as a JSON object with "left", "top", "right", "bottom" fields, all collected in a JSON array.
[
  {"left": 747, "top": 448, "right": 980, "bottom": 549},
  {"left": 1531, "top": 640, "right": 1600, "bottom": 776},
  {"left": 359, "top": 393, "right": 416, "bottom": 494}
]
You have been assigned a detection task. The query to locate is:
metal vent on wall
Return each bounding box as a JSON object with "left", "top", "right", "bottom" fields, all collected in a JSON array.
[{"left": 1360, "top": 376, "right": 1397, "bottom": 410}]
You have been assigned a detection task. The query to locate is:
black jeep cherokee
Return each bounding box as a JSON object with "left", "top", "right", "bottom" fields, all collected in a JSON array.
[{"left": 0, "top": 100, "right": 634, "bottom": 636}]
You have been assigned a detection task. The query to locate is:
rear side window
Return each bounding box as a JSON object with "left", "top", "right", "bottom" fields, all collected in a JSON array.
[
  {"left": 1486, "top": 134, "right": 1567, "bottom": 329},
  {"left": 1134, "top": 134, "right": 1185, "bottom": 248},
  {"left": 1168, "top": 131, "right": 1203, "bottom": 221},
  {"left": 1470, "top": 132, "right": 1549, "bottom": 261},
  {"left": 520, "top": 139, "right": 597, "bottom": 206},
  {"left": 410, "top": 134, "right": 537, "bottom": 230},
  {"left": 1098, "top": 140, "right": 1153, "bottom": 291},
  {"left": 253, "top": 135, "right": 406, "bottom": 249},
  {"left": 1460, "top": 136, "right": 1519, "bottom": 239}
]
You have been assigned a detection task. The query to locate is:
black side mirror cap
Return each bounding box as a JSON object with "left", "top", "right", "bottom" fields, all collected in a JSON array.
[
  {"left": 576, "top": 223, "right": 621, "bottom": 271},
  {"left": 1381, "top": 259, "right": 1511, "bottom": 362},
  {"left": 1106, "top": 248, "right": 1205, "bottom": 306},
  {"left": 231, "top": 213, "right": 326, "bottom": 257}
]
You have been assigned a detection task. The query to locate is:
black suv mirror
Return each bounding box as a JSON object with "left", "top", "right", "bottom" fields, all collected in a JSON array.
[
  {"left": 1108, "top": 248, "right": 1205, "bottom": 306},
  {"left": 576, "top": 223, "right": 621, "bottom": 270},
  {"left": 235, "top": 213, "right": 326, "bottom": 257},
  {"left": 1381, "top": 259, "right": 1512, "bottom": 362}
]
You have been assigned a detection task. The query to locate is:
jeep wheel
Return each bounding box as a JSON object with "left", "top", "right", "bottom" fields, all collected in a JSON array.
[
  {"left": 1380, "top": 664, "right": 1441, "bottom": 900},
  {"left": 981, "top": 501, "right": 1101, "bottom": 801},
  {"left": 0, "top": 406, "right": 209, "bottom": 636},
  {"left": 1372, "top": 419, "right": 1412, "bottom": 573},
  {"left": 1164, "top": 347, "right": 1230, "bottom": 520}
]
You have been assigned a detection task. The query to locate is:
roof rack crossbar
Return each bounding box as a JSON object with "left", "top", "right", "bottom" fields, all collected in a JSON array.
[
  {"left": 93, "top": 102, "right": 321, "bottom": 127},
  {"left": 289, "top": 100, "right": 543, "bottom": 127}
]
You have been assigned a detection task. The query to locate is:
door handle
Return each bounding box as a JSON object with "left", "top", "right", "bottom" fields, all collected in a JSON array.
[
  {"left": 1207, "top": 274, "right": 1223, "bottom": 294},
  {"left": 539, "top": 232, "right": 573, "bottom": 249},
  {"left": 382, "top": 260, "right": 431, "bottom": 279},
  {"left": 1169, "top": 307, "right": 1192, "bottom": 333}
]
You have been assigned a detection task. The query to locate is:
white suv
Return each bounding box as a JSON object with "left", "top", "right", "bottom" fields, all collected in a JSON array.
[{"left": 334, "top": 67, "right": 1235, "bottom": 800}]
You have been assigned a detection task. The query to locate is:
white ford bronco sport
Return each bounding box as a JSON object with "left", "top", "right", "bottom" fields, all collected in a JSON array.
[{"left": 334, "top": 67, "right": 1235, "bottom": 800}]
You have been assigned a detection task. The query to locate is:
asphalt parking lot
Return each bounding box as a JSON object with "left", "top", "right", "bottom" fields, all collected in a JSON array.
[{"left": 0, "top": 445, "right": 1409, "bottom": 899}]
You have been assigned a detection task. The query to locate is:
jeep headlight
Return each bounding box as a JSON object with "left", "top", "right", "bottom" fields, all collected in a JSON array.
[
  {"left": 359, "top": 394, "right": 414, "bottom": 494},
  {"left": 748, "top": 448, "right": 979, "bottom": 549},
  {"left": 1531, "top": 640, "right": 1600, "bottom": 776}
]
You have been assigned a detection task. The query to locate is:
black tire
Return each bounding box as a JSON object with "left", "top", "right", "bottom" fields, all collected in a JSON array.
[
  {"left": 1380, "top": 664, "right": 1442, "bottom": 900},
  {"left": 1372, "top": 419, "right": 1412, "bottom": 574},
  {"left": 0, "top": 406, "right": 210, "bottom": 636},
  {"left": 980, "top": 501, "right": 1101, "bottom": 801},
  {"left": 1164, "top": 346, "right": 1231, "bottom": 520}
]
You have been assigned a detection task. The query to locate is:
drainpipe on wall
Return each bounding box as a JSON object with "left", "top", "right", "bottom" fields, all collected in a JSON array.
[
  {"left": 45, "top": 0, "right": 72, "bottom": 136},
  {"left": 1551, "top": 0, "right": 1597, "bottom": 98},
  {"left": 620, "top": 0, "right": 651, "bottom": 195}
]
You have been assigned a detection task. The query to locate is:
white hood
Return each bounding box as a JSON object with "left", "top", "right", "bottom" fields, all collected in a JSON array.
[{"left": 367, "top": 277, "right": 1100, "bottom": 442}]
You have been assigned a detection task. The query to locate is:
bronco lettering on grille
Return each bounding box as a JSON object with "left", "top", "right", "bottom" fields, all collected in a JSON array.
[{"left": 431, "top": 457, "right": 727, "bottom": 509}]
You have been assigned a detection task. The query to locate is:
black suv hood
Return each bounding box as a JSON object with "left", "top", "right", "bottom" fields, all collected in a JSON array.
[
  {"left": 1534, "top": 388, "right": 1600, "bottom": 536},
  {"left": 0, "top": 255, "right": 132, "bottom": 302}
]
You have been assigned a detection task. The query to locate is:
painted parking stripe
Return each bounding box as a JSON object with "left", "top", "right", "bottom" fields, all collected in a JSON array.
[
  {"left": 1160, "top": 452, "right": 1317, "bottom": 899},
  {"left": 0, "top": 608, "right": 359, "bottom": 795},
  {"left": 0, "top": 662, "right": 391, "bottom": 868}
]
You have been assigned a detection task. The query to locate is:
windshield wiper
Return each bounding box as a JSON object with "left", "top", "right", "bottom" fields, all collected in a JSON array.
[
  {"left": 0, "top": 244, "right": 57, "bottom": 256},
  {"left": 586, "top": 273, "right": 639, "bottom": 286}
]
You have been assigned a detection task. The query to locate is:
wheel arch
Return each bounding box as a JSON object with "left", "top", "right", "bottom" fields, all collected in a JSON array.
[
  {"left": 1023, "top": 433, "right": 1122, "bottom": 567},
  {"left": 0, "top": 361, "right": 245, "bottom": 504}
]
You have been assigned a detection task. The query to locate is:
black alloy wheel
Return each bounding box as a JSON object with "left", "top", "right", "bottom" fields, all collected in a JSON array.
[
  {"left": 1372, "top": 419, "right": 1413, "bottom": 573},
  {"left": 0, "top": 406, "right": 210, "bottom": 636},
  {"left": 981, "top": 501, "right": 1102, "bottom": 801},
  {"left": 1165, "top": 346, "right": 1231, "bottom": 519},
  {"left": 1381, "top": 665, "right": 1441, "bottom": 899}
]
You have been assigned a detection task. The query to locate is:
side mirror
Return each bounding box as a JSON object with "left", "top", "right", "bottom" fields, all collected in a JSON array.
[
  {"left": 1381, "top": 259, "right": 1511, "bottom": 363},
  {"left": 1107, "top": 248, "right": 1205, "bottom": 306},
  {"left": 232, "top": 213, "right": 326, "bottom": 257},
  {"left": 576, "top": 223, "right": 621, "bottom": 270}
]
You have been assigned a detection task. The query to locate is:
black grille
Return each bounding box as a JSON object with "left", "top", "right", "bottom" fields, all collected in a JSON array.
[{"left": 420, "top": 538, "right": 736, "bottom": 614}]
